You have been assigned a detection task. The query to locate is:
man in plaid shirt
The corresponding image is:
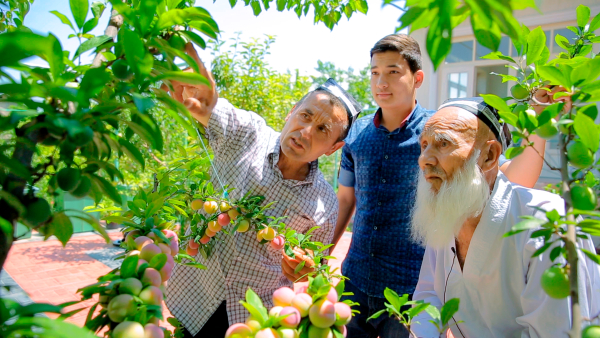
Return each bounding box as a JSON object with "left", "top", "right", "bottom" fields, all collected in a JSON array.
[{"left": 163, "top": 43, "right": 362, "bottom": 338}]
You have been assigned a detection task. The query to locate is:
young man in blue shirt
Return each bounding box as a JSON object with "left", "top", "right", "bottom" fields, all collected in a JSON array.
[{"left": 333, "top": 34, "right": 551, "bottom": 338}]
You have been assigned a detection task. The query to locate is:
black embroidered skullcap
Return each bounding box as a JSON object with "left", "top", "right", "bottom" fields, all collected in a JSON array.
[
  {"left": 438, "top": 97, "right": 512, "bottom": 152},
  {"left": 316, "top": 78, "right": 362, "bottom": 128}
]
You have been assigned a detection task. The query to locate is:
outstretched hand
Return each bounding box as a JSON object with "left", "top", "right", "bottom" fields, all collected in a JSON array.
[
  {"left": 530, "top": 85, "right": 573, "bottom": 115},
  {"left": 281, "top": 247, "right": 316, "bottom": 283},
  {"left": 161, "top": 42, "right": 218, "bottom": 126}
]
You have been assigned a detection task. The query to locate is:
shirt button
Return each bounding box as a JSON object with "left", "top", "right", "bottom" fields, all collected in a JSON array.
[
  {"left": 381, "top": 179, "right": 386, "bottom": 183},
  {"left": 371, "top": 253, "right": 375, "bottom": 257},
  {"left": 374, "top": 226, "right": 378, "bottom": 230},
  {"left": 385, "top": 155, "right": 388, "bottom": 159},
  {"left": 377, "top": 202, "right": 381, "bottom": 206},
  {"left": 387, "top": 135, "right": 391, "bottom": 139}
]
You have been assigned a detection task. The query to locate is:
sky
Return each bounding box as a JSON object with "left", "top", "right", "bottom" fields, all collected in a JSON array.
[{"left": 23, "top": 0, "right": 405, "bottom": 75}]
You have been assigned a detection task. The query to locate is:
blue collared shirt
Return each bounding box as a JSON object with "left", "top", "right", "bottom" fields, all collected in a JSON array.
[{"left": 339, "top": 103, "right": 434, "bottom": 297}]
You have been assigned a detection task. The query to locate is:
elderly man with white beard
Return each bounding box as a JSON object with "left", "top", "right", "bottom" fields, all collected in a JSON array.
[{"left": 410, "top": 98, "right": 600, "bottom": 338}]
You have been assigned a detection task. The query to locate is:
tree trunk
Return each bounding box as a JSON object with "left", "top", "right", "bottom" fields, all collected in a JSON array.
[
  {"left": 558, "top": 134, "right": 581, "bottom": 337},
  {"left": 91, "top": 6, "right": 124, "bottom": 68}
]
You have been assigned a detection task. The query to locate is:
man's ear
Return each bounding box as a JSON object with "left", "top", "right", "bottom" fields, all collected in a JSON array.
[
  {"left": 414, "top": 70, "right": 425, "bottom": 89},
  {"left": 326, "top": 141, "right": 345, "bottom": 156},
  {"left": 480, "top": 140, "right": 502, "bottom": 172}
]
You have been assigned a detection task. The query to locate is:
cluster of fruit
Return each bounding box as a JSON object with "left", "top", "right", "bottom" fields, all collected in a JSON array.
[
  {"left": 81, "top": 228, "right": 181, "bottom": 338},
  {"left": 186, "top": 198, "right": 285, "bottom": 255},
  {"left": 225, "top": 276, "right": 352, "bottom": 338}
]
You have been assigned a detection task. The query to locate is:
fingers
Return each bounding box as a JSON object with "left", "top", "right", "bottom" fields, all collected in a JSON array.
[{"left": 184, "top": 42, "right": 215, "bottom": 86}]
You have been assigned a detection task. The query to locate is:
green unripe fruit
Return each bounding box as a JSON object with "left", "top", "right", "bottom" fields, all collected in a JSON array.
[
  {"left": 119, "top": 277, "right": 143, "bottom": 296},
  {"left": 583, "top": 326, "right": 600, "bottom": 338},
  {"left": 107, "top": 294, "right": 137, "bottom": 322},
  {"left": 570, "top": 184, "right": 597, "bottom": 211},
  {"left": 540, "top": 267, "right": 570, "bottom": 299},
  {"left": 168, "top": 34, "right": 186, "bottom": 51},
  {"left": 70, "top": 176, "right": 91, "bottom": 198},
  {"left": 567, "top": 141, "right": 595, "bottom": 169},
  {"left": 68, "top": 126, "right": 94, "bottom": 146},
  {"left": 57, "top": 167, "right": 81, "bottom": 192},
  {"left": 511, "top": 84, "right": 529, "bottom": 100},
  {"left": 24, "top": 198, "right": 51, "bottom": 226},
  {"left": 535, "top": 119, "right": 558, "bottom": 140},
  {"left": 112, "top": 59, "right": 133, "bottom": 80},
  {"left": 112, "top": 321, "right": 145, "bottom": 338}
]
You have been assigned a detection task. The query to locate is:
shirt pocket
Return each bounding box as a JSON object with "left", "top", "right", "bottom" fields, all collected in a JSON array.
[{"left": 262, "top": 209, "right": 317, "bottom": 261}]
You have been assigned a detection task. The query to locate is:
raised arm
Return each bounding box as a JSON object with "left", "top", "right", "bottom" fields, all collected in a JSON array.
[
  {"left": 162, "top": 42, "right": 218, "bottom": 127},
  {"left": 500, "top": 86, "right": 573, "bottom": 188}
]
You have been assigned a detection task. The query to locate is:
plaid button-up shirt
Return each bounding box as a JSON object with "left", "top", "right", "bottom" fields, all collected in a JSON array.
[{"left": 165, "top": 99, "right": 338, "bottom": 335}]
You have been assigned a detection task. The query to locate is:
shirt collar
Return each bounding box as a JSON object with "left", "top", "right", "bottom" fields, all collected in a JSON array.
[
  {"left": 373, "top": 101, "right": 421, "bottom": 130},
  {"left": 270, "top": 137, "right": 318, "bottom": 186}
]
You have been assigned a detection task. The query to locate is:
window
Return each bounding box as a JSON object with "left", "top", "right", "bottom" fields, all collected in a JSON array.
[
  {"left": 446, "top": 41, "right": 474, "bottom": 63},
  {"left": 477, "top": 36, "right": 510, "bottom": 59},
  {"left": 448, "top": 72, "right": 468, "bottom": 99}
]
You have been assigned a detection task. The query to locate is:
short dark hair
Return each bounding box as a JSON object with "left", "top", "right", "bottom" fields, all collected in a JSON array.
[
  {"left": 294, "top": 89, "right": 350, "bottom": 142},
  {"left": 370, "top": 34, "right": 422, "bottom": 74}
]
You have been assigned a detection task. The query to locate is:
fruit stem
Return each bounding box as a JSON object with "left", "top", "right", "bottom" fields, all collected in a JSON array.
[{"left": 558, "top": 133, "right": 581, "bottom": 337}]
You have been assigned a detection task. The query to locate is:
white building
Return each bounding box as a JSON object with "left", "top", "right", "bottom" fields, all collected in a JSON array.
[{"left": 412, "top": 0, "right": 600, "bottom": 190}]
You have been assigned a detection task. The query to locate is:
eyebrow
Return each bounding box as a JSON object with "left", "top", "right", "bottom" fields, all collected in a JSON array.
[
  {"left": 370, "top": 64, "right": 401, "bottom": 70},
  {"left": 304, "top": 108, "right": 314, "bottom": 116},
  {"left": 419, "top": 130, "right": 459, "bottom": 145}
]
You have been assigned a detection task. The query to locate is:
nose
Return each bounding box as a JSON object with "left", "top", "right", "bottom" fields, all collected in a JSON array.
[
  {"left": 376, "top": 75, "right": 388, "bottom": 89},
  {"left": 418, "top": 145, "right": 438, "bottom": 170},
  {"left": 299, "top": 124, "right": 313, "bottom": 142}
]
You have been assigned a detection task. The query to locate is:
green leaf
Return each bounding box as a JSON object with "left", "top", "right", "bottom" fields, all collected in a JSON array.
[
  {"left": 576, "top": 5, "right": 590, "bottom": 28},
  {"left": 151, "top": 228, "right": 171, "bottom": 245},
  {"left": 481, "top": 94, "right": 511, "bottom": 112},
  {"left": 383, "top": 287, "right": 404, "bottom": 310},
  {"left": 0, "top": 190, "right": 26, "bottom": 216},
  {"left": 91, "top": 174, "right": 122, "bottom": 206},
  {"left": 91, "top": 1, "right": 106, "bottom": 18},
  {"left": 73, "top": 35, "right": 111, "bottom": 59},
  {"left": 50, "top": 11, "right": 75, "bottom": 31},
  {"left": 70, "top": 0, "right": 90, "bottom": 29},
  {"left": 8, "top": 316, "right": 99, "bottom": 338},
  {"left": 78, "top": 66, "right": 111, "bottom": 104},
  {"left": 139, "top": 0, "right": 159, "bottom": 35},
  {"left": 244, "top": 288, "right": 268, "bottom": 321},
  {"left": 590, "top": 12, "right": 600, "bottom": 32},
  {"left": 573, "top": 113, "right": 599, "bottom": 152},
  {"left": 481, "top": 51, "right": 516, "bottom": 64},
  {"left": 440, "top": 298, "right": 460, "bottom": 326},
  {"left": 154, "top": 71, "right": 211, "bottom": 86},
  {"left": 470, "top": 12, "right": 501, "bottom": 52},
  {"left": 537, "top": 65, "right": 570, "bottom": 88},
  {"left": 537, "top": 102, "right": 564, "bottom": 126},
  {"left": 123, "top": 28, "right": 148, "bottom": 78},
  {"left": 82, "top": 18, "right": 99, "bottom": 34},
  {"left": 121, "top": 254, "right": 139, "bottom": 279},
  {"left": 526, "top": 27, "right": 545, "bottom": 65},
  {"left": 504, "top": 145, "right": 525, "bottom": 159},
  {"left": 50, "top": 212, "right": 74, "bottom": 247},
  {"left": 0, "top": 32, "right": 64, "bottom": 80},
  {"left": 149, "top": 253, "right": 167, "bottom": 270},
  {"left": 132, "top": 93, "right": 155, "bottom": 114},
  {"left": 532, "top": 241, "right": 553, "bottom": 257},
  {"left": 426, "top": 0, "right": 453, "bottom": 70},
  {"left": 154, "top": 7, "right": 217, "bottom": 33},
  {"left": 425, "top": 304, "right": 441, "bottom": 321},
  {"left": 118, "top": 138, "right": 145, "bottom": 170},
  {"left": 407, "top": 302, "right": 431, "bottom": 320},
  {"left": 366, "top": 309, "right": 387, "bottom": 321},
  {"left": 0, "top": 153, "right": 31, "bottom": 180},
  {"left": 581, "top": 248, "right": 600, "bottom": 264},
  {"left": 180, "top": 30, "right": 206, "bottom": 49},
  {"left": 504, "top": 217, "right": 546, "bottom": 237},
  {"left": 16, "top": 303, "right": 64, "bottom": 316}
]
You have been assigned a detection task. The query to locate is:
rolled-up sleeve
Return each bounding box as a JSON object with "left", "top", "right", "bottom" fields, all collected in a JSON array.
[
  {"left": 338, "top": 144, "right": 355, "bottom": 187},
  {"left": 206, "top": 98, "right": 268, "bottom": 154}
]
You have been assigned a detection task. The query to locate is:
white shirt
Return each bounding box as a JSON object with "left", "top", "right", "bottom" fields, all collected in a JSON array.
[
  {"left": 165, "top": 99, "right": 338, "bottom": 335},
  {"left": 412, "top": 172, "right": 600, "bottom": 338}
]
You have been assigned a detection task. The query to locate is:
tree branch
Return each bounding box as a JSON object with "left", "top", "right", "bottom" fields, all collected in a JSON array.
[{"left": 92, "top": 5, "right": 124, "bottom": 68}]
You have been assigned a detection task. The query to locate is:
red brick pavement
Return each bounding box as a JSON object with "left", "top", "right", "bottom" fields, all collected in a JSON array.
[{"left": 4, "top": 231, "right": 352, "bottom": 330}]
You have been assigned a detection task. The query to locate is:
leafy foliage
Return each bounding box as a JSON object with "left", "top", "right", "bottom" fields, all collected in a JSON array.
[
  {"left": 397, "top": 0, "right": 538, "bottom": 69},
  {"left": 0, "top": 0, "right": 33, "bottom": 32}
]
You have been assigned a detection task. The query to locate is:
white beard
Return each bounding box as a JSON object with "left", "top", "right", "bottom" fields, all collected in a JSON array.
[{"left": 411, "top": 151, "right": 491, "bottom": 249}]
